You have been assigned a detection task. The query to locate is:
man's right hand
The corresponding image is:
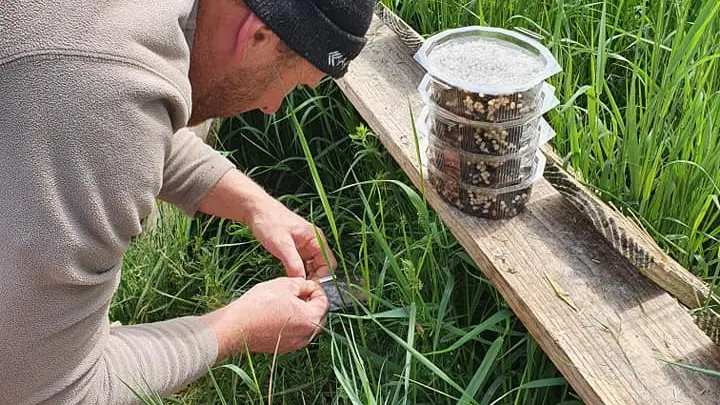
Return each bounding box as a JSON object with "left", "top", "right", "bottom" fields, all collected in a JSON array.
[{"left": 202, "top": 277, "right": 329, "bottom": 360}]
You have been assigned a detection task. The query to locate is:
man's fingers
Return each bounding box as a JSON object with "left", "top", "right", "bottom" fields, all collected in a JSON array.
[
  {"left": 305, "top": 281, "right": 329, "bottom": 316},
  {"left": 286, "top": 278, "right": 317, "bottom": 295},
  {"left": 298, "top": 227, "right": 336, "bottom": 265},
  {"left": 288, "top": 279, "right": 328, "bottom": 309},
  {"left": 307, "top": 309, "right": 327, "bottom": 344},
  {"left": 286, "top": 279, "right": 328, "bottom": 340},
  {"left": 276, "top": 237, "right": 306, "bottom": 278},
  {"left": 315, "top": 229, "right": 337, "bottom": 270},
  {"left": 311, "top": 249, "right": 337, "bottom": 276},
  {"left": 328, "top": 250, "right": 338, "bottom": 270},
  {"left": 298, "top": 228, "right": 337, "bottom": 280}
]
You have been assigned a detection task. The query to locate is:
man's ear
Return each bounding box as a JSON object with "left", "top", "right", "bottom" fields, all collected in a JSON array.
[{"left": 234, "top": 12, "right": 268, "bottom": 60}]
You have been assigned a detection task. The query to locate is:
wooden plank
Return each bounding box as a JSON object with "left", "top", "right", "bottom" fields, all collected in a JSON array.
[
  {"left": 540, "top": 145, "right": 717, "bottom": 311},
  {"left": 337, "top": 17, "right": 720, "bottom": 405},
  {"left": 373, "top": 1, "right": 719, "bottom": 321}
]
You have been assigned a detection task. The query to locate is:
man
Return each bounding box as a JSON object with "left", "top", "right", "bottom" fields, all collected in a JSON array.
[{"left": 0, "top": 0, "right": 374, "bottom": 403}]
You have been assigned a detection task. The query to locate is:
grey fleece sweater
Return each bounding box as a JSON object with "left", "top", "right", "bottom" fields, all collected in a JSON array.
[{"left": 0, "top": 0, "right": 237, "bottom": 403}]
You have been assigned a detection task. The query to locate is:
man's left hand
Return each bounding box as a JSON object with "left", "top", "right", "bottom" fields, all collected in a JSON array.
[
  {"left": 197, "top": 169, "right": 337, "bottom": 279},
  {"left": 248, "top": 199, "right": 336, "bottom": 279}
]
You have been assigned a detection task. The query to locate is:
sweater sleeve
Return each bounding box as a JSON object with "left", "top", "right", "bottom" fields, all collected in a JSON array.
[
  {"left": 0, "top": 56, "right": 223, "bottom": 404},
  {"left": 157, "top": 126, "right": 236, "bottom": 216},
  {"left": 104, "top": 317, "right": 218, "bottom": 402}
]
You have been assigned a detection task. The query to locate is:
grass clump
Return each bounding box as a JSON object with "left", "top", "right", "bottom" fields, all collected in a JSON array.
[{"left": 114, "top": 82, "right": 579, "bottom": 404}]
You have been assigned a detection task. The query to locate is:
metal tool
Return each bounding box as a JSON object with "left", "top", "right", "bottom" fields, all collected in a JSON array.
[{"left": 318, "top": 275, "right": 368, "bottom": 312}]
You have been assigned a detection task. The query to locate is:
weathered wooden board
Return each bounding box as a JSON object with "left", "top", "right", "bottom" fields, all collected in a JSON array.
[
  {"left": 373, "top": 0, "right": 718, "bottom": 317},
  {"left": 540, "top": 145, "right": 717, "bottom": 311},
  {"left": 337, "top": 17, "right": 720, "bottom": 405}
]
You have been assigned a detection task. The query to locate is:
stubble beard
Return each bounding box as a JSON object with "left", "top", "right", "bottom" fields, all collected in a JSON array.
[
  {"left": 188, "top": 66, "right": 270, "bottom": 126},
  {"left": 188, "top": 51, "right": 300, "bottom": 126}
]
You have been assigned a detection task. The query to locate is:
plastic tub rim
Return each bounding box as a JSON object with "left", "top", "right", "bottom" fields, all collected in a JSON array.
[{"left": 414, "top": 26, "right": 562, "bottom": 95}]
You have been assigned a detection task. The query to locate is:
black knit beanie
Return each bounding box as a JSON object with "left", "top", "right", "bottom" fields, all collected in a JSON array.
[{"left": 244, "top": 0, "right": 375, "bottom": 78}]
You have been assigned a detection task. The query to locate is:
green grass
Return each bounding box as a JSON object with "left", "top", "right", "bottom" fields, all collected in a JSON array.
[
  {"left": 383, "top": 0, "right": 720, "bottom": 294},
  {"left": 113, "top": 82, "right": 579, "bottom": 404},
  {"left": 114, "top": 0, "right": 720, "bottom": 402}
]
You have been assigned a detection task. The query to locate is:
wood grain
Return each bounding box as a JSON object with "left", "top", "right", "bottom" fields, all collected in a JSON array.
[
  {"left": 337, "top": 17, "right": 720, "bottom": 405},
  {"left": 540, "top": 145, "right": 717, "bottom": 311}
]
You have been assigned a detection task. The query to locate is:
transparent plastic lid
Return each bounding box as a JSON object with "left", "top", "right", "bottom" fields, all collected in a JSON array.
[
  {"left": 427, "top": 150, "right": 547, "bottom": 196},
  {"left": 418, "top": 75, "right": 561, "bottom": 127},
  {"left": 414, "top": 26, "right": 562, "bottom": 94}
]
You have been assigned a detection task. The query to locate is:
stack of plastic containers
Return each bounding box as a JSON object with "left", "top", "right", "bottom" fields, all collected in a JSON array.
[{"left": 414, "top": 26, "right": 562, "bottom": 219}]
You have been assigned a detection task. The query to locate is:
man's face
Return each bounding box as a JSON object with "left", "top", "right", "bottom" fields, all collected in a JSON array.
[
  {"left": 247, "top": 54, "right": 326, "bottom": 115},
  {"left": 189, "top": 46, "right": 326, "bottom": 125},
  {"left": 188, "top": 2, "right": 327, "bottom": 125}
]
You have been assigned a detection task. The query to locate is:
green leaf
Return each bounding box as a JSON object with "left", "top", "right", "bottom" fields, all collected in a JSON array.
[
  {"left": 659, "top": 359, "right": 720, "bottom": 378},
  {"left": 457, "top": 337, "right": 504, "bottom": 405},
  {"left": 428, "top": 310, "right": 514, "bottom": 355},
  {"left": 220, "top": 364, "right": 260, "bottom": 394}
]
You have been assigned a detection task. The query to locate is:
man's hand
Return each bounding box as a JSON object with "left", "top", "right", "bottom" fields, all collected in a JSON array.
[
  {"left": 202, "top": 278, "right": 329, "bottom": 359},
  {"left": 248, "top": 198, "right": 336, "bottom": 279},
  {"left": 198, "top": 169, "right": 337, "bottom": 279}
]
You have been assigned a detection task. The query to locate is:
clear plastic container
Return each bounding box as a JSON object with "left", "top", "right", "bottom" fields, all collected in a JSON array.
[
  {"left": 417, "top": 103, "right": 556, "bottom": 156},
  {"left": 426, "top": 153, "right": 546, "bottom": 219},
  {"left": 419, "top": 75, "right": 560, "bottom": 126},
  {"left": 414, "top": 27, "right": 562, "bottom": 122},
  {"left": 427, "top": 144, "right": 544, "bottom": 188}
]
